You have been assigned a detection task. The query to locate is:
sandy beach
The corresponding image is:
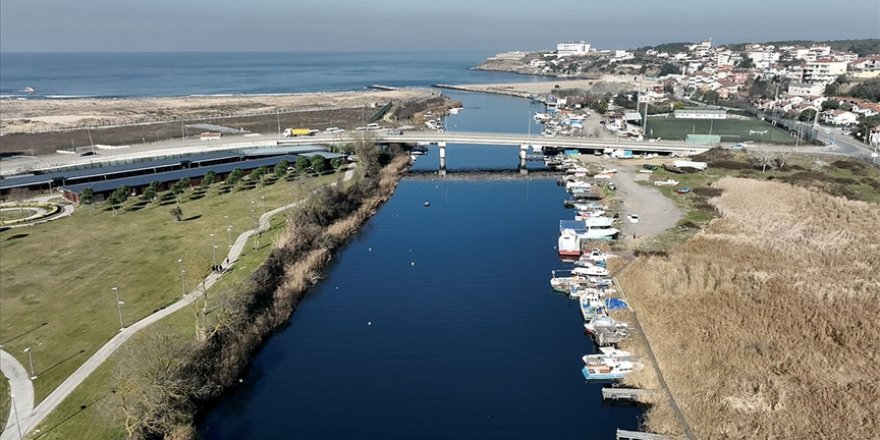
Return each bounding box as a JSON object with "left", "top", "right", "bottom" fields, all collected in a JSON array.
[
  {"left": 436, "top": 76, "right": 659, "bottom": 98},
  {"left": 0, "top": 88, "right": 437, "bottom": 136}
]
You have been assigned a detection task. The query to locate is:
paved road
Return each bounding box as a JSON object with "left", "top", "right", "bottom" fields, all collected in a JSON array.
[
  {"left": 0, "top": 350, "right": 33, "bottom": 439},
  {"left": 1, "top": 166, "right": 355, "bottom": 440}
]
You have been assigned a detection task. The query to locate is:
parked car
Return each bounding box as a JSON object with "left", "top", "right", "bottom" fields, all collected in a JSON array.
[
  {"left": 607, "top": 183, "right": 617, "bottom": 191},
  {"left": 626, "top": 214, "right": 640, "bottom": 224},
  {"left": 387, "top": 129, "right": 403, "bottom": 135}
]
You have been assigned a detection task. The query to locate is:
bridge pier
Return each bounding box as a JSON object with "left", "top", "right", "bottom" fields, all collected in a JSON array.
[
  {"left": 519, "top": 144, "right": 528, "bottom": 175},
  {"left": 438, "top": 141, "right": 447, "bottom": 177}
]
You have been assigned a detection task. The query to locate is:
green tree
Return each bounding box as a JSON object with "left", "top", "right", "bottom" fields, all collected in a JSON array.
[
  {"left": 798, "top": 108, "right": 818, "bottom": 122},
  {"left": 737, "top": 56, "right": 754, "bottom": 69},
  {"left": 80, "top": 188, "right": 94, "bottom": 205},
  {"left": 310, "top": 156, "right": 328, "bottom": 173},
  {"left": 821, "top": 100, "right": 840, "bottom": 111},
  {"left": 330, "top": 158, "right": 342, "bottom": 170},
  {"left": 853, "top": 115, "right": 880, "bottom": 142},
  {"left": 274, "top": 160, "right": 289, "bottom": 177},
  {"left": 250, "top": 166, "right": 267, "bottom": 182},
  {"left": 225, "top": 168, "right": 243, "bottom": 186},
  {"left": 589, "top": 99, "right": 608, "bottom": 114},
  {"left": 171, "top": 179, "right": 188, "bottom": 204},
  {"left": 295, "top": 157, "right": 311, "bottom": 173},
  {"left": 703, "top": 90, "right": 720, "bottom": 104},
  {"left": 142, "top": 186, "right": 157, "bottom": 202},
  {"left": 658, "top": 63, "right": 681, "bottom": 76},
  {"left": 200, "top": 171, "right": 216, "bottom": 188}
]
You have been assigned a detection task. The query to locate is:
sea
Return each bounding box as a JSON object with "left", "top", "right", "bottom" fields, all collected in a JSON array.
[
  {"left": 0, "top": 51, "right": 540, "bottom": 98},
  {"left": 1, "top": 51, "right": 645, "bottom": 438}
]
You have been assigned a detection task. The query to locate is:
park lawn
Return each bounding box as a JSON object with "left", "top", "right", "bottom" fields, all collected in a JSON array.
[
  {"left": 29, "top": 229, "right": 280, "bottom": 440},
  {"left": 0, "top": 209, "right": 39, "bottom": 222},
  {"left": 0, "top": 171, "right": 338, "bottom": 403},
  {"left": 646, "top": 116, "right": 796, "bottom": 144}
]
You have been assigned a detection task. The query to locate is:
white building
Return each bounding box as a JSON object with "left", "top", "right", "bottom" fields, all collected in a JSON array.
[
  {"left": 748, "top": 49, "right": 781, "bottom": 64},
  {"left": 787, "top": 82, "right": 825, "bottom": 97},
  {"left": 556, "top": 41, "right": 591, "bottom": 56},
  {"left": 804, "top": 59, "right": 848, "bottom": 84},
  {"left": 823, "top": 110, "right": 858, "bottom": 125}
]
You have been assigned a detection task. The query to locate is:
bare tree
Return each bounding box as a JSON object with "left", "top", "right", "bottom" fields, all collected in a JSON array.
[{"left": 755, "top": 145, "right": 777, "bottom": 173}]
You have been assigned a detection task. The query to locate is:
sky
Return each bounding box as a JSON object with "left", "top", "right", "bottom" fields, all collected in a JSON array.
[{"left": 1, "top": 0, "right": 878, "bottom": 52}]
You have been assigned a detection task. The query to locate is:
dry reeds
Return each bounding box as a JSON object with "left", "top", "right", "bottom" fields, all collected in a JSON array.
[{"left": 619, "top": 177, "right": 880, "bottom": 439}]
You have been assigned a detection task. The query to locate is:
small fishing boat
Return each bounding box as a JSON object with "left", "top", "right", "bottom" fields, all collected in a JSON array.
[
  {"left": 572, "top": 265, "right": 609, "bottom": 277},
  {"left": 584, "top": 316, "right": 631, "bottom": 335},
  {"left": 581, "top": 356, "right": 643, "bottom": 381},
  {"left": 579, "top": 294, "right": 606, "bottom": 321},
  {"left": 557, "top": 229, "right": 581, "bottom": 257},
  {"left": 550, "top": 271, "right": 591, "bottom": 293}
]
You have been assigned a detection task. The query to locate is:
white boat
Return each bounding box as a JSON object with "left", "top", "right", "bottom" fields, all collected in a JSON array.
[
  {"left": 569, "top": 286, "right": 604, "bottom": 299},
  {"left": 23, "top": 86, "right": 36, "bottom": 93},
  {"left": 448, "top": 107, "right": 462, "bottom": 115},
  {"left": 550, "top": 274, "right": 590, "bottom": 293},
  {"left": 581, "top": 356, "right": 643, "bottom": 381},
  {"left": 579, "top": 295, "right": 606, "bottom": 321},
  {"left": 558, "top": 229, "right": 581, "bottom": 257},
  {"left": 565, "top": 180, "right": 591, "bottom": 191},
  {"left": 584, "top": 316, "right": 631, "bottom": 334},
  {"left": 534, "top": 112, "right": 551, "bottom": 122},
  {"left": 654, "top": 179, "right": 679, "bottom": 187},
  {"left": 577, "top": 218, "right": 619, "bottom": 240},
  {"left": 572, "top": 266, "right": 609, "bottom": 277}
]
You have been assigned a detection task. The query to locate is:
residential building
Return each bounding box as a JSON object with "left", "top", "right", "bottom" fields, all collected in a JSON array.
[
  {"left": 822, "top": 110, "right": 858, "bottom": 125},
  {"left": 803, "top": 59, "right": 848, "bottom": 84},
  {"left": 869, "top": 126, "right": 880, "bottom": 148},
  {"left": 850, "top": 55, "right": 880, "bottom": 71},
  {"left": 557, "top": 41, "right": 590, "bottom": 56},
  {"left": 852, "top": 101, "right": 880, "bottom": 117},
  {"left": 788, "top": 82, "right": 825, "bottom": 97}
]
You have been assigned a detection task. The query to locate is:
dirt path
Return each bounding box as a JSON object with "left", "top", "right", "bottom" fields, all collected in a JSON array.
[{"left": 578, "top": 157, "right": 683, "bottom": 244}]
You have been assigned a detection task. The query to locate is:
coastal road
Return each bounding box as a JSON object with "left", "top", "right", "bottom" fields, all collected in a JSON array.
[{"left": 2, "top": 166, "right": 356, "bottom": 440}]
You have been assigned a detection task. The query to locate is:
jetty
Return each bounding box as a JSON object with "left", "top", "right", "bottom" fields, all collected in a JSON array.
[
  {"left": 602, "top": 387, "right": 657, "bottom": 402},
  {"left": 616, "top": 429, "right": 673, "bottom": 440}
]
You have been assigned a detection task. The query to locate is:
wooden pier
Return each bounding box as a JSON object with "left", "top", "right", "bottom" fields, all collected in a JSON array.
[
  {"left": 616, "top": 428, "right": 673, "bottom": 440},
  {"left": 602, "top": 387, "right": 657, "bottom": 402}
]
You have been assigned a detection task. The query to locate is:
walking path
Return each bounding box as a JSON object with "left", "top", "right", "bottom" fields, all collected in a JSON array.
[{"left": 1, "top": 166, "right": 355, "bottom": 440}]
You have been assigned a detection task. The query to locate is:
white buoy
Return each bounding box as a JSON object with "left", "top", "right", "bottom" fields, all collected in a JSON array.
[
  {"left": 368, "top": 321, "right": 372, "bottom": 326},
  {"left": 411, "top": 262, "right": 415, "bottom": 266},
  {"left": 368, "top": 247, "right": 372, "bottom": 251}
]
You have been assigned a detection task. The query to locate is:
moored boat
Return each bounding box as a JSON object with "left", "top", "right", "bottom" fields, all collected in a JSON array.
[{"left": 581, "top": 357, "right": 643, "bottom": 381}]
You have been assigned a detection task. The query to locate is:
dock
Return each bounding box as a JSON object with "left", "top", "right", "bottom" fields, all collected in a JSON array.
[
  {"left": 602, "top": 387, "right": 657, "bottom": 402},
  {"left": 616, "top": 429, "right": 673, "bottom": 440}
]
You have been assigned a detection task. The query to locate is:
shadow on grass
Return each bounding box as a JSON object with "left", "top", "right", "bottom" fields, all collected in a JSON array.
[
  {"left": 158, "top": 200, "right": 177, "bottom": 206},
  {"left": 183, "top": 215, "right": 203, "bottom": 222},
  {"left": 37, "top": 348, "right": 87, "bottom": 377},
  {"left": 189, "top": 193, "right": 206, "bottom": 201},
  {"left": 126, "top": 201, "right": 149, "bottom": 212},
  {"left": 32, "top": 388, "right": 115, "bottom": 440},
  {"left": 0, "top": 321, "right": 47, "bottom": 345},
  {"left": 5, "top": 233, "right": 29, "bottom": 241}
]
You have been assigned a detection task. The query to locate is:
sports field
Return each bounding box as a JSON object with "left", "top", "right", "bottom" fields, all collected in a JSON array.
[{"left": 646, "top": 116, "right": 796, "bottom": 144}]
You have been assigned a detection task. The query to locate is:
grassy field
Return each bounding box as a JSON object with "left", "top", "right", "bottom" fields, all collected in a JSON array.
[
  {"left": 646, "top": 116, "right": 796, "bottom": 144},
  {"left": 617, "top": 160, "right": 880, "bottom": 437},
  {"left": 0, "top": 378, "right": 8, "bottom": 434},
  {"left": 0, "top": 170, "right": 339, "bottom": 402},
  {"left": 0, "top": 208, "right": 39, "bottom": 222},
  {"left": 25, "top": 163, "right": 387, "bottom": 440}
]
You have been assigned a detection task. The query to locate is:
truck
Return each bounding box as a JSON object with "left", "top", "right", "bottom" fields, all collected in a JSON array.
[{"left": 282, "top": 128, "right": 318, "bottom": 137}]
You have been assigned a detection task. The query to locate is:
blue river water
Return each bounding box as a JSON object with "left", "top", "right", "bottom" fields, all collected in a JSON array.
[{"left": 197, "top": 90, "right": 643, "bottom": 437}]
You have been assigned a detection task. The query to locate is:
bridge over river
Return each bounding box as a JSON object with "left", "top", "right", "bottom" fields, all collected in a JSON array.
[{"left": 3, "top": 130, "right": 710, "bottom": 176}]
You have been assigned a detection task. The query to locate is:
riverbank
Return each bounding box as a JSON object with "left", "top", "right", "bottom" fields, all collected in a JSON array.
[{"left": 116, "top": 154, "right": 411, "bottom": 438}]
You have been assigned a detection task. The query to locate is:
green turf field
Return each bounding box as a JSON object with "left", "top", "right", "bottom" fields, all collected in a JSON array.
[{"left": 646, "top": 116, "right": 796, "bottom": 144}]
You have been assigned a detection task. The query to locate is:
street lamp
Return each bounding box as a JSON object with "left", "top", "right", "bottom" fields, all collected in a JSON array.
[
  {"left": 111, "top": 287, "right": 125, "bottom": 331},
  {"left": 178, "top": 259, "right": 187, "bottom": 295},
  {"left": 210, "top": 234, "right": 218, "bottom": 269},
  {"left": 23, "top": 347, "right": 36, "bottom": 380},
  {"left": 224, "top": 215, "right": 232, "bottom": 247},
  {"left": 10, "top": 392, "right": 23, "bottom": 440}
]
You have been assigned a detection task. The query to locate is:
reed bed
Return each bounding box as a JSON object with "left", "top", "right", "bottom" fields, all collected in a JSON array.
[{"left": 619, "top": 177, "right": 880, "bottom": 439}]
